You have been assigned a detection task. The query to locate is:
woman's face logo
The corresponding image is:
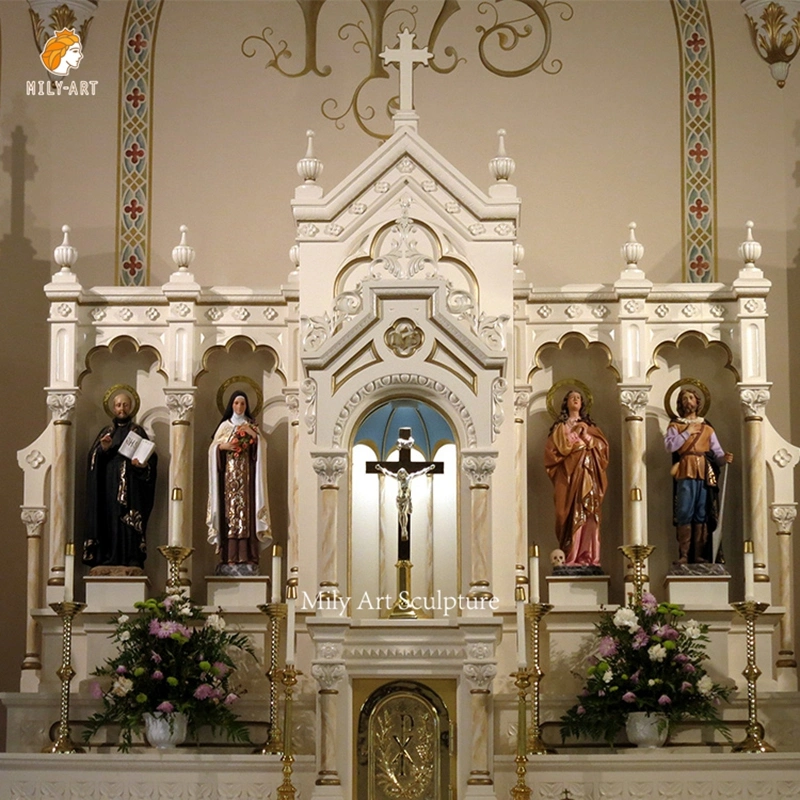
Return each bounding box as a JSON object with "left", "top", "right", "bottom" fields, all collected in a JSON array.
[{"left": 40, "top": 29, "right": 84, "bottom": 77}]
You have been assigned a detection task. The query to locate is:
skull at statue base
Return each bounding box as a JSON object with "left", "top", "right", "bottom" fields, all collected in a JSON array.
[{"left": 550, "top": 549, "right": 566, "bottom": 567}]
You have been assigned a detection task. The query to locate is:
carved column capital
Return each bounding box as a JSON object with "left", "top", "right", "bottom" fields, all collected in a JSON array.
[
  {"left": 47, "top": 390, "right": 76, "bottom": 423},
  {"left": 619, "top": 386, "right": 650, "bottom": 420},
  {"left": 461, "top": 451, "right": 497, "bottom": 488},
  {"left": 312, "top": 452, "right": 348, "bottom": 488},
  {"left": 513, "top": 386, "right": 532, "bottom": 422},
  {"left": 164, "top": 389, "right": 196, "bottom": 424},
  {"left": 311, "top": 661, "right": 347, "bottom": 692},
  {"left": 771, "top": 503, "right": 797, "bottom": 535},
  {"left": 463, "top": 661, "right": 497, "bottom": 693},
  {"left": 283, "top": 387, "right": 300, "bottom": 424},
  {"left": 739, "top": 385, "right": 770, "bottom": 419},
  {"left": 21, "top": 507, "right": 47, "bottom": 537}
]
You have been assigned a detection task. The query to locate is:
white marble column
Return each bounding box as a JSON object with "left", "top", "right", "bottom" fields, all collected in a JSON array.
[
  {"left": 312, "top": 452, "right": 347, "bottom": 601},
  {"left": 619, "top": 386, "right": 650, "bottom": 547},
  {"left": 462, "top": 635, "right": 498, "bottom": 796},
  {"left": 46, "top": 391, "right": 76, "bottom": 590},
  {"left": 771, "top": 503, "right": 797, "bottom": 672},
  {"left": 165, "top": 390, "right": 195, "bottom": 553},
  {"left": 513, "top": 388, "right": 532, "bottom": 565},
  {"left": 284, "top": 388, "right": 301, "bottom": 569},
  {"left": 462, "top": 451, "right": 497, "bottom": 600},
  {"left": 20, "top": 507, "right": 46, "bottom": 680},
  {"left": 740, "top": 386, "right": 771, "bottom": 585}
]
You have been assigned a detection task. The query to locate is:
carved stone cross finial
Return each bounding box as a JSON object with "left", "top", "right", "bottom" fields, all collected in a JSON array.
[{"left": 380, "top": 28, "right": 432, "bottom": 114}]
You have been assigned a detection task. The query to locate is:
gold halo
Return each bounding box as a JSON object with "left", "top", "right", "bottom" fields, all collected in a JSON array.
[
  {"left": 216, "top": 376, "right": 263, "bottom": 418},
  {"left": 546, "top": 379, "right": 593, "bottom": 420},
  {"left": 664, "top": 378, "right": 711, "bottom": 419},
  {"left": 102, "top": 384, "right": 140, "bottom": 419}
]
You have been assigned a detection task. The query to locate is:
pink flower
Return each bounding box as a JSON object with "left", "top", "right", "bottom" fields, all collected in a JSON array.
[
  {"left": 597, "top": 636, "right": 618, "bottom": 657},
  {"left": 577, "top": 706, "right": 586, "bottom": 715},
  {"left": 632, "top": 629, "right": 649, "bottom": 650},
  {"left": 622, "top": 691, "right": 637, "bottom": 703},
  {"left": 156, "top": 701, "right": 174, "bottom": 713},
  {"left": 658, "top": 694, "right": 672, "bottom": 706},
  {"left": 653, "top": 624, "right": 679, "bottom": 641},
  {"left": 151, "top": 650, "right": 162, "bottom": 664},
  {"left": 224, "top": 693, "right": 238, "bottom": 705},
  {"left": 116, "top": 665, "right": 127, "bottom": 674},
  {"left": 194, "top": 683, "right": 216, "bottom": 700},
  {"left": 641, "top": 592, "right": 658, "bottom": 615},
  {"left": 152, "top": 670, "right": 164, "bottom": 681},
  {"left": 683, "top": 663, "right": 696, "bottom": 674},
  {"left": 680, "top": 681, "right": 693, "bottom": 692},
  {"left": 629, "top": 670, "right": 640, "bottom": 685},
  {"left": 213, "top": 661, "right": 230, "bottom": 677},
  {"left": 90, "top": 681, "right": 104, "bottom": 699},
  {"left": 674, "top": 653, "right": 689, "bottom": 664}
]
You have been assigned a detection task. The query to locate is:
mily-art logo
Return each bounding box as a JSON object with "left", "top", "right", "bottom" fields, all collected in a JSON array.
[{"left": 40, "top": 28, "right": 83, "bottom": 76}]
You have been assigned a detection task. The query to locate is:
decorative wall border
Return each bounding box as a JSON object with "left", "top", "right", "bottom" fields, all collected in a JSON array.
[
  {"left": 115, "top": 0, "right": 165, "bottom": 286},
  {"left": 671, "top": 0, "right": 718, "bottom": 282}
]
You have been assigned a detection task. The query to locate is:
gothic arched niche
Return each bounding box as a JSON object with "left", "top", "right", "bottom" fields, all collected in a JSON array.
[
  {"left": 526, "top": 334, "right": 624, "bottom": 600},
  {"left": 349, "top": 398, "right": 459, "bottom": 618},
  {"left": 647, "top": 333, "right": 742, "bottom": 584},
  {"left": 194, "top": 337, "right": 287, "bottom": 584}
]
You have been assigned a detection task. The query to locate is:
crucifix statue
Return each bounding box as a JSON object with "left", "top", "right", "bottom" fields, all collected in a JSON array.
[
  {"left": 380, "top": 27, "right": 432, "bottom": 126},
  {"left": 366, "top": 427, "right": 444, "bottom": 618}
]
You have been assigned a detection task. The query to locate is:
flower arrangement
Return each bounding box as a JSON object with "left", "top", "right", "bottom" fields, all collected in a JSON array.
[
  {"left": 83, "top": 592, "right": 256, "bottom": 751},
  {"left": 560, "top": 593, "right": 732, "bottom": 744},
  {"left": 231, "top": 427, "right": 255, "bottom": 457}
]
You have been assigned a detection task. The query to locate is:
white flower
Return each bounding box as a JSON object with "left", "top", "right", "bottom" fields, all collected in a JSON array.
[
  {"left": 119, "top": 630, "right": 130, "bottom": 641},
  {"left": 206, "top": 613, "right": 226, "bottom": 632},
  {"left": 117, "top": 614, "right": 129, "bottom": 624},
  {"left": 648, "top": 643, "right": 667, "bottom": 662},
  {"left": 648, "top": 679, "right": 656, "bottom": 687},
  {"left": 683, "top": 620, "right": 702, "bottom": 640},
  {"left": 111, "top": 676, "right": 133, "bottom": 697},
  {"left": 602, "top": 668, "right": 614, "bottom": 684},
  {"left": 698, "top": 675, "right": 714, "bottom": 696},
  {"left": 178, "top": 603, "right": 192, "bottom": 617},
  {"left": 613, "top": 607, "right": 639, "bottom": 632}
]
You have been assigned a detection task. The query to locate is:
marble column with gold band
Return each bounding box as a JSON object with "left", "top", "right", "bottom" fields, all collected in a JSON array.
[
  {"left": 311, "top": 452, "right": 347, "bottom": 602},
  {"left": 619, "top": 386, "right": 650, "bottom": 548},
  {"left": 46, "top": 391, "right": 76, "bottom": 593},
  {"left": 462, "top": 451, "right": 497, "bottom": 600},
  {"left": 284, "top": 388, "right": 301, "bottom": 570},
  {"left": 740, "top": 386, "right": 771, "bottom": 588},
  {"left": 21, "top": 507, "right": 46, "bottom": 679},
  {"left": 308, "top": 626, "right": 347, "bottom": 798},
  {"left": 514, "top": 388, "right": 532, "bottom": 565},
  {"left": 771, "top": 503, "right": 797, "bottom": 673},
  {"left": 165, "top": 390, "right": 195, "bottom": 554},
  {"left": 463, "top": 639, "right": 498, "bottom": 792}
]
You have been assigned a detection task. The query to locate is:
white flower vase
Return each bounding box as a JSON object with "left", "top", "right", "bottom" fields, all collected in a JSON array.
[
  {"left": 143, "top": 711, "right": 188, "bottom": 749},
  {"left": 625, "top": 711, "right": 668, "bottom": 748}
]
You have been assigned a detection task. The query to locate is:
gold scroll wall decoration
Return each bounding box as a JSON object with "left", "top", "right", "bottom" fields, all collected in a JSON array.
[{"left": 241, "top": 0, "right": 573, "bottom": 141}]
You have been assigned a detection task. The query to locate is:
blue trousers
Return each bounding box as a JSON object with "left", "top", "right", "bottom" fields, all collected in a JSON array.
[{"left": 674, "top": 478, "right": 708, "bottom": 525}]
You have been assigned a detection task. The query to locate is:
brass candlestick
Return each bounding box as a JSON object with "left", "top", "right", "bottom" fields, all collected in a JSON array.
[
  {"left": 619, "top": 544, "right": 655, "bottom": 604},
  {"left": 45, "top": 601, "right": 86, "bottom": 754},
  {"left": 731, "top": 600, "right": 775, "bottom": 753},
  {"left": 525, "top": 601, "right": 555, "bottom": 755},
  {"left": 276, "top": 664, "right": 301, "bottom": 799},
  {"left": 158, "top": 545, "right": 194, "bottom": 592},
  {"left": 510, "top": 668, "right": 532, "bottom": 799},
  {"left": 256, "top": 602, "right": 286, "bottom": 754}
]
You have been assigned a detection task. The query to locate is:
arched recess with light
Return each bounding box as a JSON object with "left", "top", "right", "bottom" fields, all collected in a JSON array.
[{"left": 349, "top": 399, "right": 459, "bottom": 619}]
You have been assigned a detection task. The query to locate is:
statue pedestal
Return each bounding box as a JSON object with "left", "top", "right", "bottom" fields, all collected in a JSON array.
[
  {"left": 546, "top": 574, "right": 609, "bottom": 607},
  {"left": 84, "top": 576, "right": 150, "bottom": 611},
  {"left": 664, "top": 573, "right": 730, "bottom": 607},
  {"left": 206, "top": 576, "right": 270, "bottom": 608}
]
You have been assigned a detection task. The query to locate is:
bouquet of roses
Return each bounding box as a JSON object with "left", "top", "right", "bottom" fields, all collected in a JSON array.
[
  {"left": 83, "top": 593, "right": 256, "bottom": 751},
  {"left": 230, "top": 427, "right": 256, "bottom": 457},
  {"left": 560, "top": 593, "right": 732, "bottom": 744}
]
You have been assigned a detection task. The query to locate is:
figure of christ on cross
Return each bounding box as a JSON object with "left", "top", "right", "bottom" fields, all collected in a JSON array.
[{"left": 366, "top": 427, "right": 444, "bottom": 617}]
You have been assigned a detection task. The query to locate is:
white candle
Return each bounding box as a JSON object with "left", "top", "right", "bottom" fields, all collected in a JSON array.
[
  {"left": 529, "top": 544, "right": 540, "bottom": 604},
  {"left": 744, "top": 540, "right": 755, "bottom": 602},
  {"left": 169, "top": 487, "right": 183, "bottom": 547},
  {"left": 286, "top": 596, "right": 296, "bottom": 665},
  {"left": 515, "top": 594, "right": 527, "bottom": 669},
  {"left": 64, "top": 548, "right": 75, "bottom": 603},
  {"left": 271, "top": 545, "right": 282, "bottom": 603}
]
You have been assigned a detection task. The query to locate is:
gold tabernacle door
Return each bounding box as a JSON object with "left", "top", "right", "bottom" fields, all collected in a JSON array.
[{"left": 355, "top": 679, "right": 456, "bottom": 800}]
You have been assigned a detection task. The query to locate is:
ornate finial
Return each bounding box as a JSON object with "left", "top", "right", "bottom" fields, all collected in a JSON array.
[
  {"left": 738, "top": 220, "right": 762, "bottom": 270},
  {"left": 53, "top": 224, "right": 77, "bottom": 272},
  {"left": 297, "top": 130, "right": 323, "bottom": 183},
  {"left": 171, "top": 225, "right": 195, "bottom": 271},
  {"left": 621, "top": 222, "right": 645, "bottom": 268},
  {"left": 489, "top": 129, "right": 515, "bottom": 182}
]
